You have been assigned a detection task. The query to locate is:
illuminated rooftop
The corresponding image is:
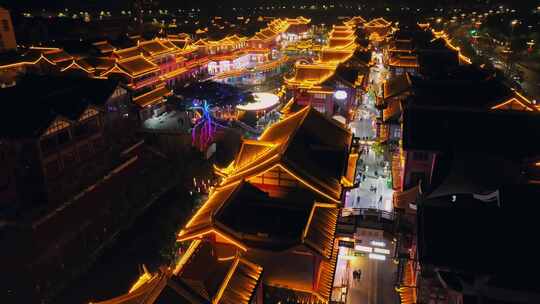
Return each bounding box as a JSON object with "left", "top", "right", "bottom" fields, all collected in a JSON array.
[
  {"left": 236, "top": 92, "right": 279, "bottom": 112},
  {"left": 218, "top": 106, "right": 353, "bottom": 202}
]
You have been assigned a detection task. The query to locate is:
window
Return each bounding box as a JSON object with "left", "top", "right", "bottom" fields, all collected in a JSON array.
[
  {"left": 412, "top": 151, "right": 428, "bottom": 161},
  {"left": 313, "top": 93, "right": 326, "bottom": 99},
  {"left": 393, "top": 127, "right": 401, "bottom": 139}
]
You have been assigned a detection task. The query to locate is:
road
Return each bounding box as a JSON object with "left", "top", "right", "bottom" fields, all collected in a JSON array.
[
  {"left": 348, "top": 252, "right": 397, "bottom": 304},
  {"left": 333, "top": 235, "right": 399, "bottom": 304},
  {"left": 346, "top": 60, "right": 393, "bottom": 212}
]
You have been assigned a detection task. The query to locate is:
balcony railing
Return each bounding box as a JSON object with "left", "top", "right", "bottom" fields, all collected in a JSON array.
[{"left": 341, "top": 207, "right": 395, "bottom": 220}]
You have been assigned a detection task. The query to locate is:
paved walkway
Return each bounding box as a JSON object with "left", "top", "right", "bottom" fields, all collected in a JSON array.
[
  {"left": 333, "top": 237, "right": 399, "bottom": 304},
  {"left": 346, "top": 62, "right": 393, "bottom": 212}
]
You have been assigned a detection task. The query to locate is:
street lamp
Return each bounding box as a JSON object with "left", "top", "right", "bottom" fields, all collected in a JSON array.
[{"left": 527, "top": 40, "right": 535, "bottom": 55}]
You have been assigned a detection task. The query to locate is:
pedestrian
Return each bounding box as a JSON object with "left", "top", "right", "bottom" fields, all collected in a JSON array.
[{"left": 379, "top": 195, "right": 383, "bottom": 204}]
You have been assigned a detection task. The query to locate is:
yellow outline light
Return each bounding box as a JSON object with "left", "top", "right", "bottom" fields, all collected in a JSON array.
[
  {"left": 173, "top": 239, "right": 201, "bottom": 275},
  {"left": 302, "top": 202, "right": 337, "bottom": 239},
  {"left": 178, "top": 228, "right": 248, "bottom": 252},
  {"left": 491, "top": 98, "right": 534, "bottom": 111},
  {"left": 182, "top": 181, "right": 242, "bottom": 230},
  {"left": 60, "top": 60, "right": 95, "bottom": 73},
  {"left": 277, "top": 164, "right": 341, "bottom": 203},
  {"left": 213, "top": 257, "right": 240, "bottom": 304}
]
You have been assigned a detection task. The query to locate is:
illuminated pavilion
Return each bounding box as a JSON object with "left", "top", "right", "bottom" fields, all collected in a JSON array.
[
  {"left": 182, "top": 106, "right": 358, "bottom": 302},
  {"left": 363, "top": 17, "right": 392, "bottom": 38},
  {"left": 92, "top": 105, "right": 359, "bottom": 304}
]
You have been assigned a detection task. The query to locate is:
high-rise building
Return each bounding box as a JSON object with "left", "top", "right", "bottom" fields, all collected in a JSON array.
[{"left": 0, "top": 6, "right": 16, "bottom": 52}]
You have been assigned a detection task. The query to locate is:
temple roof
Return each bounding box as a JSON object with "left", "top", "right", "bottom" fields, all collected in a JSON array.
[
  {"left": 319, "top": 47, "right": 355, "bottom": 64},
  {"left": 344, "top": 16, "right": 367, "bottom": 27},
  {"left": 42, "top": 49, "right": 73, "bottom": 64},
  {"left": 169, "top": 39, "right": 189, "bottom": 49},
  {"left": 59, "top": 59, "right": 96, "bottom": 74},
  {"left": 388, "top": 55, "right": 419, "bottom": 68},
  {"left": 219, "top": 107, "right": 353, "bottom": 202},
  {"left": 389, "top": 39, "right": 414, "bottom": 52},
  {"left": 114, "top": 46, "right": 143, "bottom": 60},
  {"left": 285, "top": 16, "right": 311, "bottom": 25},
  {"left": 159, "top": 39, "right": 177, "bottom": 50},
  {"left": 418, "top": 185, "right": 540, "bottom": 277},
  {"left": 332, "top": 25, "right": 353, "bottom": 31},
  {"left": 114, "top": 55, "right": 159, "bottom": 77},
  {"left": 92, "top": 41, "right": 116, "bottom": 54},
  {"left": 327, "top": 37, "right": 356, "bottom": 49},
  {"left": 92, "top": 241, "right": 262, "bottom": 304},
  {"left": 365, "top": 17, "right": 392, "bottom": 27},
  {"left": 178, "top": 181, "right": 338, "bottom": 258},
  {"left": 173, "top": 241, "right": 262, "bottom": 304},
  {"left": 491, "top": 91, "right": 537, "bottom": 112},
  {"left": 322, "top": 64, "right": 365, "bottom": 88},
  {"left": 139, "top": 39, "right": 172, "bottom": 56},
  {"left": 405, "top": 70, "right": 527, "bottom": 110},
  {"left": 402, "top": 106, "right": 540, "bottom": 158},
  {"left": 329, "top": 28, "right": 355, "bottom": 38},
  {"left": 87, "top": 57, "right": 116, "bottom": 71},
  {"left": 285, "top": 63, "right": 337, "bottom": 88},
  {"left": 132, "top": 85, "right": 172, "bottom": 108}
]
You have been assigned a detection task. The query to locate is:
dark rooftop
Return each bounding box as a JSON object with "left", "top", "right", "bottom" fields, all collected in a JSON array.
[
  {"left": 216, "top": 182, "right": 314, "bottom": 248},
  {"left": 402, "top": 105, "right": 540, "bottom": 158},
  {"left": 407, "top": 68, "right": 513, "bottom": 110},
  {"left": 0, "top": 75, "right": 119, "bottom": 138},
  {"left": 418, "top": 185, "right": 540, "bottom": 289}
]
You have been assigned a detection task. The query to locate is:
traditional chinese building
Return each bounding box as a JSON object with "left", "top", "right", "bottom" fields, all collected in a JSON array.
[
  {"left": 285, "top": 59, "right": 368, "bottom": 122},
  {"left": 0, "top": 75, "right": 131, "bottom": 208},
  {"left": 92, "top": 105, "right": 359, "bottom": 304},
  {"left": 284, "top": 21, "right": 369, "bottom": 122},
  {"left": 90, "top": 241, "right": 263, "bottom": 304},
  {"left": 391, "top": 67, "right": 537, "bottom": 192}
]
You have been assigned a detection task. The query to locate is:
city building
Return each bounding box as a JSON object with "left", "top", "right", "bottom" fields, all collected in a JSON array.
[
  {"left": 0, "top": 75, "right": 131, "bottom": 208},
  {"left": 0, "top": 17, "right": 311, "bottom": 123},
  {"left": 285, "top": 20, "right": 369, "bottom": 122}
]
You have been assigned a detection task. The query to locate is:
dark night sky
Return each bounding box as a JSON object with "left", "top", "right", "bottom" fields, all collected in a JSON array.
[{"left": 0, "top": 0, "right": 537, "bottom": 10}]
